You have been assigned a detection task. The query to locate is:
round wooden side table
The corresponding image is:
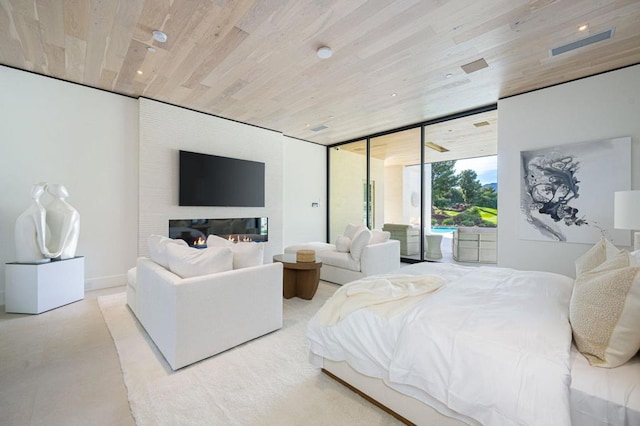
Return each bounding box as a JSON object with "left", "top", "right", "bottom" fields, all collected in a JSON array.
[{"left": 273, "top": 254, "right": 322, "bottom": 300}]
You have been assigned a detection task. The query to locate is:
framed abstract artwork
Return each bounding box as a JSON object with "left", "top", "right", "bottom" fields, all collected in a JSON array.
[{"left": 520, "top": 137, "right": 631, "bottom": 245}]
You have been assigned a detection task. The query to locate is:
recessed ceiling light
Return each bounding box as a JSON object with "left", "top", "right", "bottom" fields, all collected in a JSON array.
[
  {"left": 445, "top": 73, "right": 453, "bottom": 79},
  {"left": 391, "top": 93, "right": 397, "bottom": 97},
  {"left": 152, "top": 30, "right": 168, "bottom": 43},
  {"left": 578, "top": 24, "right": 588, "bottom": 31},
  {"left": 136, "top": 70, "right": 143, "bottom": 75},
  {"left": 316, "top": 46, "right": 333, "bottom": 59},
  {"left": 146, "top": 46, "right": 156, "bottom": 53}
]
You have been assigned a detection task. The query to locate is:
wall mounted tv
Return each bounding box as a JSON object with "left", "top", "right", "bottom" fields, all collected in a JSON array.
[{"left": 179, "top": 150, "right": 265, "bottom": 207}]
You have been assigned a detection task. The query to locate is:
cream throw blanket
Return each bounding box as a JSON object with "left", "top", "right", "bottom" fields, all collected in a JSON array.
[{"left": 316, "top": 274, "right": 445, "bottom": 326}]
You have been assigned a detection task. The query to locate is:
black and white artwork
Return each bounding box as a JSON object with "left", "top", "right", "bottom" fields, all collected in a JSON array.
[{"left": 520, "top": 137, "right": 631, "bottom": 245}]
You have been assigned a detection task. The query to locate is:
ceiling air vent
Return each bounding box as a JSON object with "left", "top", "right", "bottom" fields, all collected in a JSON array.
[
  {"left": 473, "top": 121, "right": 490, "bottom": 127},
  {"left": 310, "top": 124, "right": 329, "bottom": 132},
  {"left": 550, "top": 28, "right": 615, "bottom": 57},
  {"left": 425, "top": 142, "right": 449, "bottom": 153},
  {"left": 461, "top": 58, "right": 488, "bottom": 74}
]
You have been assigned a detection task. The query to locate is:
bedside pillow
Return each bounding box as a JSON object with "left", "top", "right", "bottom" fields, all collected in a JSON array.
[
  {"left": 231, "top": 242, "right": 264, "bottom": 269},
  {"left": 148, "top": 234, "right": 188, "bottom": 269},
  {"left": 165, "top": 244, "right": 233, "bottom": 278},
  {"left": 571, "top": 238, "right": 640, "bottom": 368},
  {"left": 335, "top": 235, "right": 351, "bottom": 253},
  {"left": 574, "top": 236, "right": 620, "bottom": 276},
  {"left": 370, "top": 230, "right": 390, "bottom": 244},
  {"left": 344, "top": 223, "right": 366, "bottom": 240},
  {"left": 349, "top": 228, "right": 372, "bottom": 261}
]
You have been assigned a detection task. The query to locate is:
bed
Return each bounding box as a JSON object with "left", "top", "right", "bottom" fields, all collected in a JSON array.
[{"left": 306, "top": 260, "right": 640, "bottom": 426}]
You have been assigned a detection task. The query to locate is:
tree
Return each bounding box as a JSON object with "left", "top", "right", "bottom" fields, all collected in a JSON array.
[
  {"left": 478, "top": 185, "right": 497, "bottom": 209},
  {"left": 431, "top": 160, "right": 458, "bottom": 208},
  {"left": 458, "top": 169, "right": 482, "bottom": 205}
]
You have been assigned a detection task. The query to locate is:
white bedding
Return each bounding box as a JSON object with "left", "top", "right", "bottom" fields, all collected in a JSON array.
[
  {"left": 306, "top": 262, "right": 575, "bottom": 426},
  {"left": 571, "top": 345, "right": 640, "bottom": 425}
]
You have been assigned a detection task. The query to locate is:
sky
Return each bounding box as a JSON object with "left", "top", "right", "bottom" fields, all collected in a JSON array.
[{"left": 454, "top": 155, "right": 497, "bottom": 185}]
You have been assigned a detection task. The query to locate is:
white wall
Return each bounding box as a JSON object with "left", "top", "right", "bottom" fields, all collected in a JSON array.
[
  {"left": 0, "top": 66, "right": 139, "bottom": 303},
  {"left": 282, "top": 136, "right": 326, "bottom": 247},
  {"left": 138, "top": 98, "right": 284, "bottom": 261},
  {"left": 497, "top": 65, "right": 640, "bottom": 277}
]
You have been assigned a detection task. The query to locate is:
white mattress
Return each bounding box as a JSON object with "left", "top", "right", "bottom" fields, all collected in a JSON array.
[{"left": 571, "top": 346, "right": 640, "bottom": 425}]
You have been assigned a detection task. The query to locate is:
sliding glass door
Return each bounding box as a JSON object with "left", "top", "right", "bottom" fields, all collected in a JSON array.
[
  {"left": 327, "top": 106, "right": 497, "bottom": 263},
  {"left": 370, "top": 128, "right": 422, "bottom": 259},
  {"left": 328, "top": 140, "right": 367, "bottom": 243}
]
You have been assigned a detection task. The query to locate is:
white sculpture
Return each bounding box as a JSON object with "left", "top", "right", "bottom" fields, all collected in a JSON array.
[
  {"left": 14, "top": 183, "right": 80, "bottom": 263},
  {"left": 44, "top": 184, "right": 80, "bottom": 260},
  {"left": 14, "top": 183, "right": 54, "bottom": 263}
]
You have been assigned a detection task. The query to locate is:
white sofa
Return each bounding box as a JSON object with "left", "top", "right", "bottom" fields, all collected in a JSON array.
[
  {"left": 127, "top": 257, "right": 283, "bottom": 370},
  {"left": 284, "top": 239, "right": 400, "bottom": 285}
]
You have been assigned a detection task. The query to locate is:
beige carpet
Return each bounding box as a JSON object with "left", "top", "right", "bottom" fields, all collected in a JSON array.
[{"left": 98, "top": 282, "right": 402, "bottom": 426}]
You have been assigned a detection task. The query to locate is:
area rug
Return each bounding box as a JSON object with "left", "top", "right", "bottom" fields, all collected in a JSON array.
[{"left": 98, "top": 282, "right": 401, "bottom": 425}]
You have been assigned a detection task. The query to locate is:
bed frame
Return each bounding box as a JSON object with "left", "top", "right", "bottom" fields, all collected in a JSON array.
[{"left": 322, "top": 358, "right": 475, "bottom": 426}]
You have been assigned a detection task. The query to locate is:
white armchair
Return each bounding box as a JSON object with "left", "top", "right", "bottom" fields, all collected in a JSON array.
[{"left": 129, "top": 257, "right": 283, "bottom": 370}]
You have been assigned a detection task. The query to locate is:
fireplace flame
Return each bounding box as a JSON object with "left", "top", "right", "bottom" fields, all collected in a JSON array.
[
  {"left": 194, "top": 236, "right": 206, "bottom": 246},
  {"left": 227, "top": 235, "right": 253, "bottom": 243}
]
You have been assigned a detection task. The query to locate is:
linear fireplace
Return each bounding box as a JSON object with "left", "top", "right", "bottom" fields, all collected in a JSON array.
[{"left": 169, "top": 218, "right": 268, "bottom": 246}]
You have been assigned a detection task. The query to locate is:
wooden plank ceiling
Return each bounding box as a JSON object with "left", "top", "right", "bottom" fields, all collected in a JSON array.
[{"left": 1, "top": 0, "right": 639, "bottom": 149}]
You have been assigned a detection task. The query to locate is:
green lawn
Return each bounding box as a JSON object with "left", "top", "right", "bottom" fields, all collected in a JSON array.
[
  {"left": 437, "top": 206, "right": 497, "bottom": 225},
  {"left": 476, "top": 207, "right": 497, "bottom": 225}
]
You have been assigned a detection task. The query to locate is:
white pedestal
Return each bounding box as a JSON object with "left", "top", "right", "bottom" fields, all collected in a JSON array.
[{"left": 5, "top": 257, "right": 85, "bottom": 314}]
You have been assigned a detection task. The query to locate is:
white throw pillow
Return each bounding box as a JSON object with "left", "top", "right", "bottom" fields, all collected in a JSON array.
[
  {"left": 571, "top": 237, "right": 640, "bottom": 368},
  {"left": 335, "top": 235, "right": 351, "bottom": 253},
  {"left": 165, "top": 244, "right": 233, "bottom": 278},
  {"left": 370, "top": 230, "right": 390, "bottom": 244},
  {"left": 344, "top": 223, "right": 366, "bottom": 240},
  {"left": 231, "top": 242, "right": 264, "bottom": 269},
  {"left": 147, "top": 234, "right": 188, "bottom": 269},
  {"left": 206, "top": 234, "right": 233, "bottom": 247},
  {"left": 349, "top": 228, "right": 372, "bottom": 261}
]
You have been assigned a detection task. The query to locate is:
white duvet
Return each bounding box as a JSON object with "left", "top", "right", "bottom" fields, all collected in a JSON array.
[{"left": 306, "top": 262, "right": 575, "bottom": 426}]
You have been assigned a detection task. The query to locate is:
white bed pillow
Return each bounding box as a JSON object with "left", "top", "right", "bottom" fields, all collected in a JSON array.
[
  {"left": 349, "top": 228, "right": 372, "bottom": 261},
  {"left": 571, "top": 237, "right": 640, "bottom": 368},
  {"left": 335, "top": 235, "right": 351, "bottom": 253},
  {"left": 231, "top": 242, "right": 264, "bottom": 269},
  {"left": 344, "top": 223, "right": 366, "bottom": 240},
  {"left": 370, "top": 230, "right": 390, "bottom": 244},
  {"left": 165, "top": 244, "right": 233, "bottom": 278},
  {"left": 147, "top": 234, "right": 188, "bottom": 269}
]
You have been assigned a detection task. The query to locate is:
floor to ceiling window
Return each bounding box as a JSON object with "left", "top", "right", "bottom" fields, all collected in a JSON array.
[
  {"left": 328, "top": 106, "right": 497, "bottom": 263},
  {"left": 328, "top": 140, "right": 367, "bottom": 243},
  {"left": 370, "top": 128, "right": 422, "bottom": 257}
]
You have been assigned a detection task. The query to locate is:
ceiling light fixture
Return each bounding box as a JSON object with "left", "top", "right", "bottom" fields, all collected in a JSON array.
[
  {"left": 146, "top": 46, "right": 156, "bottom": 53},
  {"left": 391, "top": 93, "right": 397, "bottom": 97},
  {"left": 445, "top": 73, "right": 453, "bottom": 79},
  {"left": 316, "top": 46, "right": 333, "bottom": 59},
  {"left": 578, "top": 24, "right": 589, "bottom": 31},
  {"left": 136, "top": 70, "right": 143, "bottom": 75},
  {"left": 152, "top": 30, "right": 168, "bottom": 43}
]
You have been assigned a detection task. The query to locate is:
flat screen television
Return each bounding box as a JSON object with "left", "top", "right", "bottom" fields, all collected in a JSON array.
[{"left": 179, "top": 150, "right": 265, "bottom": 207}]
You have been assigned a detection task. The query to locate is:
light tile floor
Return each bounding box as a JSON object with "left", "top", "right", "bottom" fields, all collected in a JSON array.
[{"left": 0, "top": 286, "right": 134, "bottom": 426}]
